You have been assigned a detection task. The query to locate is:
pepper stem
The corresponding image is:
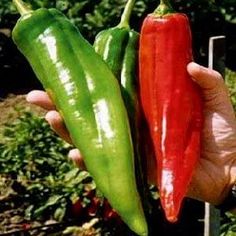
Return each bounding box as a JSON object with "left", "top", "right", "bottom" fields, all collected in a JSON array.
[
  {"left": 13, "top": 0, "right": 33, "bottom": 16},
  {"left": 154, "top": 0, "right": 175, "bottom": 16},
  {"left": 117, "top": 0, "right": 136, "bottom": 29}
]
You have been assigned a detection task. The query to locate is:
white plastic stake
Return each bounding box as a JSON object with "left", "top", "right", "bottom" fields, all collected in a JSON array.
[{"left": 204, "top": 35, "right": 226, "bottom": 236}]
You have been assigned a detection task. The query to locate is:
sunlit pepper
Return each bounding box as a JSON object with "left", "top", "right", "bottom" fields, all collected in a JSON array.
[
  {"left": 139, "top": 0, "right": 203, "bottom": 222},
  {"left": 12, "top": 0, "right": 147, "bottom": 234}
]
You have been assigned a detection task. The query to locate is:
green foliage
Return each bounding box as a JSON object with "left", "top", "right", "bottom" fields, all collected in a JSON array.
[
  {"left": 0, "top": 111, "right": 71, "bottom": 176},
  {"left": 0, "top": 0, "right": 227, "bottom": 42},
  {"left": 0, "top": 0, "right": 16, "bottom": 17},
  {"left": 216, "top": 0, "right": 236, "bottom": 23},
  {"left": 0, "top": 110, "right": 95, "bottom": 222},
  {"left": 225, "top": 69, "right": 236, "bottom": 112},
  {"left": 0, "top": 0, "right": 229, "bottom": 69},
  {"left": 1, "top": 0, "right": 137, "bottom": 41},
  {"left": 221, "top": 212, "right": 236, "bottom": 236}
]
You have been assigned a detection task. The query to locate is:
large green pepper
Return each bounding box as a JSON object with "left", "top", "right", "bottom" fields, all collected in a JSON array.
[
  {"left": 94, "top": 0, "right": 138, "bottom": 118},
  {"left": 94, "top": 0, "right": 149, "bottom": 214},
  {"left": 12, "top": 0, "right": 148, "bottom": 235}
]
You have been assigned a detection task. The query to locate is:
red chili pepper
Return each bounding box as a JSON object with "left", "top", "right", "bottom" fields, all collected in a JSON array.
[
  {"left": 139, "top": 0, "right": 203, "bottom": 222},
  {"left": 22, "top": 223, "right": 31, "bottom": 231},
  {"left": 87, "top": 197, "right": 101, "bottom": 217},
  {"left": 102, "top": 199, "right": 120, "bottom": 222},
  {"left": 72, "top": 199, "right": 84, "bottom": 217}
]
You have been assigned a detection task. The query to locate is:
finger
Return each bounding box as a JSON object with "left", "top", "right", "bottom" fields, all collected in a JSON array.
[
  {"left": 187, "top": 62, "right": 224, "bottom": 91},
  {"left": 187, "top": 62, "right": 234, "bottom": 113},
  {"left": 45, "top": 110, "right": 72, "bottom": 144},
  {"left": 68, "top": 149, "right": 86, "bottom": 170},
  {"left": 26, "top": 90, "right": 55, "bottom": 110}
]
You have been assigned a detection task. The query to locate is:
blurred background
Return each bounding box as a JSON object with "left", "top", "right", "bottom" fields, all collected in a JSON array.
[{"left": 0, "top": 0, "right": 235, "bottom": 235}]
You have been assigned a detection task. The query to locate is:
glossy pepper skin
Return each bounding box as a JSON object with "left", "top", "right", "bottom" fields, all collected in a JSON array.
[
  {"left": 94, "top": 0, "right": 139, "bottom": 119},
  {"left": 12, "top": 1, "right": 147, "bottom": 235},
  {"left": 139, "top": 0, "right": 203, "bottom": 222},
  {"left": 94, "top": 0, "right": 149, "bottom": 214}
]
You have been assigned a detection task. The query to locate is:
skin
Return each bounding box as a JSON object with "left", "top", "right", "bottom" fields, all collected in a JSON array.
[{"left": 26, "top": 62, "right": 236, "bottom": 209}]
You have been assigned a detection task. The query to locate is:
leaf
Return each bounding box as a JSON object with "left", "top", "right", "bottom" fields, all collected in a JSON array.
[
  {"left": 230, "top": 225, "right": 236, "bottom": 232},
  {"left": 56, "top": 0, "right": 70, "bottom": 11},
  {"left": 33, "top": 205, "right": 49, "bottom": 218},
  {"left": 64, "top": 168, "right": 80, "bottom": 182},
  {"left": 33, "top": 195, "right": 62, "bottom": 218},
  {"left": 63, "top": 226, "right": 83, "bottom": 235},
  {"left": 27, "top": 183, "right": 44, "bottom": 191},
  {"left": 54, "top": 206, "right": 66, "bottom": 222},
  {"left": 73, "top": 171, "right": 91, "bottom": 184},
  {"left": 46, "top": 195, "right": 62, "bottom": 206},
  {"left": 25, "top": 205, "right": 34, "bottom": 220}
]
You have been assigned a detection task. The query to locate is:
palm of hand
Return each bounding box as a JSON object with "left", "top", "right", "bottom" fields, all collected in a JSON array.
[{"left": 188, "top": 71, "right": 236, "bottom": 204}]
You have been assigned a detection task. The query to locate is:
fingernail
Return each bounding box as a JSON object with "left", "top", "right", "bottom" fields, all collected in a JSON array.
[{"left": 25, "top": 92, "right": 33, "bottom": 102}]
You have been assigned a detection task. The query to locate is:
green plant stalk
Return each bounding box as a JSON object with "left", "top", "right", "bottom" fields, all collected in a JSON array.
[
  {"left": 117, "top": 0, "right": 136, "bottom": 28},
  {"left": 12, "top": 0, "right": 148, "bottom": 235},
  {"left": 154, "top": 0, "right": 175, "bottom": 16},
  {"left": 13, "top": 0, "right": 33, "bottom": 15}
]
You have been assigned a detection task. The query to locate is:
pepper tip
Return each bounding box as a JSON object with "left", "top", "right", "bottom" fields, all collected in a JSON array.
[{"left": 160, "top": 193, "right": 182, "bottom": 223}]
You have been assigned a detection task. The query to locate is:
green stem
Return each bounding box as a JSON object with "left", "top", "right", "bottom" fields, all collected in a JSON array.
[
  {"left": 154, "top": 0, "right": 175, "bottom": 16},
  {"left": 13, "top": 0, "right": 33, "bottom": 16},
  {"left": 117, "top": 0, "right": 136, "bottom": 29}
]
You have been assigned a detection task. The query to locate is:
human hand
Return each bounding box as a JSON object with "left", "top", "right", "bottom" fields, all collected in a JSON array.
[
  {"left": 186, "top": 62, "right": 236, "bottom": 205},
  {"left": 26, "top": 91, "right": 85, "bottom": 168},
  {"left": 26, "top": 62, "right": 236, "bottom": 206}
]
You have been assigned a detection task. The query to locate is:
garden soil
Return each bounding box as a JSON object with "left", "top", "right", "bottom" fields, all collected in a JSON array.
[{"left": 0, "top": 94, "right": 45, "bottom": 127}]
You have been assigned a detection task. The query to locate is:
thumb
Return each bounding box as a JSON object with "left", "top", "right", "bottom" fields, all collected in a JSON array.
[
  {"left": 187, "top": 62, "right": 224, "bottom": 92},
  {"left": 187, "top": 62, "right": 235, "bottom": 116}
]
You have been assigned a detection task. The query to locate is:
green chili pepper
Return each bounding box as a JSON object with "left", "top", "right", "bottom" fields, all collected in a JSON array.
[
  {"left": 94, "top": 0, "right": 138, "bottom": 117},
  {"left": 12, "top": 0, "right": 148, "bottom": 235},
  {"left": 94, "top": 0, "right": 149, "bottom": 213}
]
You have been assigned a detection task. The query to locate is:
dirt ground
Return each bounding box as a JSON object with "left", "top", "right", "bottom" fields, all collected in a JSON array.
[{"left": 0, "top": 94, "right": 45, "bottom": 127}]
